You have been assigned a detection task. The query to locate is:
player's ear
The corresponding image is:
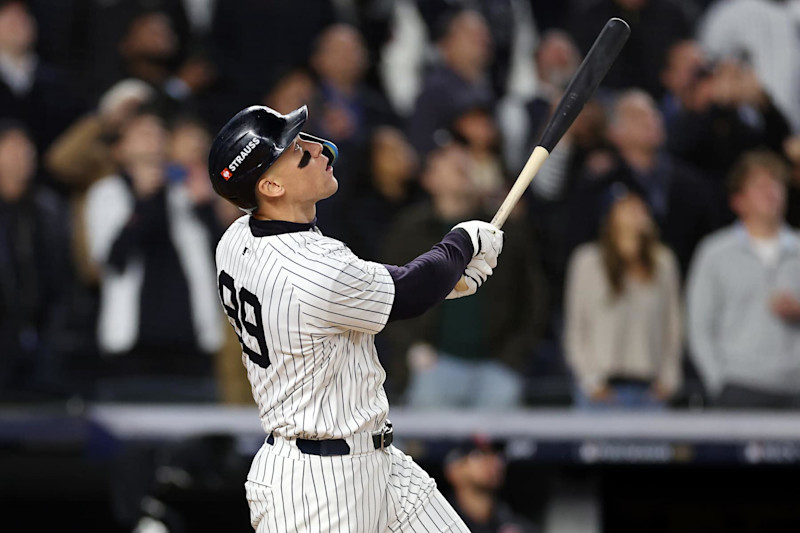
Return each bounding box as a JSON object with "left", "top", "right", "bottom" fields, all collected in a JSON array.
[{"left": 256, "top": 173, "right": 285, "bottom": 199}]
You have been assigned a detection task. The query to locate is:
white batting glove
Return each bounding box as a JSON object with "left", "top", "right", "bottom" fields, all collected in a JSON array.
[
  {"left": 446, "top": 255, "right": 494, "bottom": 299},
  {"left": 451, "top": 220, "right": 504, "bottom": 267}
]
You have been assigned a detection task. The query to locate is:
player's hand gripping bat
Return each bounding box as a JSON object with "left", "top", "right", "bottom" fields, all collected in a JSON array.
[{"left": 454, "top": 17, "right": 631, "bottom": 292}]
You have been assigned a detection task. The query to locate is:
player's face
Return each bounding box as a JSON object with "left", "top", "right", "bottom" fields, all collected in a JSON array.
[{"left": 273, "top": 136, "right": 338, "bottom": 204}]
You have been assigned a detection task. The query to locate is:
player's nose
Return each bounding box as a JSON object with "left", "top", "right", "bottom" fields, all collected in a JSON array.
[{"left": 300, "top": 139, "right": 324, "bottom": 158}]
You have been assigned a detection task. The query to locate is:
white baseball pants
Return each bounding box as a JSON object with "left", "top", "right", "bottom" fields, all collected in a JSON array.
[{"left": 245, "top": 435, "right": 470, "bottom": 532}]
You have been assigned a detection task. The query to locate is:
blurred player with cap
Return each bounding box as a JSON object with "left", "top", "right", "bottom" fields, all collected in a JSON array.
[
  {"left": 208, "top": 103, "right": 503, "bottom": 532},
  {"left": 444, "top": 436, "right": 538, "bottom": 533}
]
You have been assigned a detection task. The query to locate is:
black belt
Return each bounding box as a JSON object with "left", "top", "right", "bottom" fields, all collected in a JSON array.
[{"left": 267, "top": 421, "right": 393, "bottom": 456}]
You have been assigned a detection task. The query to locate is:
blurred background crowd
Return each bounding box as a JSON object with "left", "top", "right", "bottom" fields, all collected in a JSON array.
[
  {"left": 6, "top": 0, "right": 800, "bottom": 531},
  {"left": 3, "top": 0, "right": 800, "bottom": 414}
]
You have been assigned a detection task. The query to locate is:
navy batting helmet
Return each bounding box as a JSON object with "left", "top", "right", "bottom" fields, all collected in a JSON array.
[{"left": 208, "top": 105, "right": 339, "bottom": 211}]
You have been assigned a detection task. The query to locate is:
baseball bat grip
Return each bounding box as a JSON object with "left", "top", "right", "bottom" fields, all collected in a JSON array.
[{"left": 453, "top": 146, "right": 551, "bottom": 292}]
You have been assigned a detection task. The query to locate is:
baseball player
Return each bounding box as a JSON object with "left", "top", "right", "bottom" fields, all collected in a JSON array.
[{"left": 208, "top": 104, "right": 503, "bottom": 532}]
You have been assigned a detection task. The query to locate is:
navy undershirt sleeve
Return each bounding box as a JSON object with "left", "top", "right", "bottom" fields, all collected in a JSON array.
[{"left": 384, "top": 229, "right": 473, "bottom": 322}]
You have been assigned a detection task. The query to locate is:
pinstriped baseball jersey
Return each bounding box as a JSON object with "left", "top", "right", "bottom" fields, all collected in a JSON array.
[{"left": 215, "top": 215, "right": 395, "bottom": 439}]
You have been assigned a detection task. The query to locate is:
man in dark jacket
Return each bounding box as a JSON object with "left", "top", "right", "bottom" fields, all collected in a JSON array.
[
  {"left": 382, "top": 143, "right": 546, "bottom": 406},
  {"left": 407, "top": 8, "right": 495, "bottom": 158},
  {"left": 0, "top": 122, "right": 70, "bottom": 397},
  {"left": 566, "top": 89, "right": 718, "bottom": 276},
  {"left": 0, "top": 0, "right": 85, "bottom": 154}
]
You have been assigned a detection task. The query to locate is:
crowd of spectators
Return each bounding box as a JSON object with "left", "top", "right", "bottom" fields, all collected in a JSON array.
[{"left": 3, "top": 0, "right": 800, "bottom": 414}]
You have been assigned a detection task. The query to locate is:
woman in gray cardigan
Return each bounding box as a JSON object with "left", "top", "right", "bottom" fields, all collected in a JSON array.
[{"left": 564, "top": 185, "right": 683, "bottom": 409}]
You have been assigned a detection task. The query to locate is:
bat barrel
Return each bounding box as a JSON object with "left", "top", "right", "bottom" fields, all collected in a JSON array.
[{"left": 538, "top": 17, "right": 630, "bottom": 152}]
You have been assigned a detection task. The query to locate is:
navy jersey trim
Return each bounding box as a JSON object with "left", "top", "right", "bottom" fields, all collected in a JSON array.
[{"left": 250, "top": 216, "right": 318, "bottom": 237}]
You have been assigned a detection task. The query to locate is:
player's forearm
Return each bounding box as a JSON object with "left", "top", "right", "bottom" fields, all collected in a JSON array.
[{"left": 384, "top": 229, "right": 472, "bottom": 321}]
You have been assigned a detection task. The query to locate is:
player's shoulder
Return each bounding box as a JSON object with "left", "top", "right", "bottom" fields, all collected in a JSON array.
[
  {"left": 272, "top": 227, "right": 347, "bottom": 258},
  {"left": 220, "top": 214, "right": 250, "bottom": 240},
  {"left": 216, "top": 215, "right": 250, "bottom": 254},
  {"left": 291, "top": 231, "right": 390, "bottom": 285}
]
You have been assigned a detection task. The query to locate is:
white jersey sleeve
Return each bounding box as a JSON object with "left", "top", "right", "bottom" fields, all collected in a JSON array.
[{"left": 293, "top": 249, "right": 395, "bottom": 336}]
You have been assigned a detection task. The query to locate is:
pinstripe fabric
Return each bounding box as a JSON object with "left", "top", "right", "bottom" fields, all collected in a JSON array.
[
  {"left": 245, "top": 441, "right": 469, "bottom": 532},
  {"left": 216, "top": 216, "right": 395, "bottom": 441},
  {"left": 218, "top": 216, "right": 468, "bottom": 532},
  {"left": 377, "top": 447, "right": 470, "bottom": 532},
  {"left": 397, "top": 490, "right": 471, "bottom": 532}
]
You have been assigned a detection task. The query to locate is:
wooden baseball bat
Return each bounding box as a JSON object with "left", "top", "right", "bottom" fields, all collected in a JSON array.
[{"left": 454, "top": 17, "right": 630, "bottom": 291}]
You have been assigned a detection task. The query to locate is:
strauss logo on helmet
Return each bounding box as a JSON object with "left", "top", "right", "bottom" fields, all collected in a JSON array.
[{"left": 221, "top": 137, "right": 262, "bottom": 180}]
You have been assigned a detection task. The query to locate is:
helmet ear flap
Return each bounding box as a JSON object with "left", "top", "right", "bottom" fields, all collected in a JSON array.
[{"left": 298, "top": 132, "right": 339, "bottom": 165}]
